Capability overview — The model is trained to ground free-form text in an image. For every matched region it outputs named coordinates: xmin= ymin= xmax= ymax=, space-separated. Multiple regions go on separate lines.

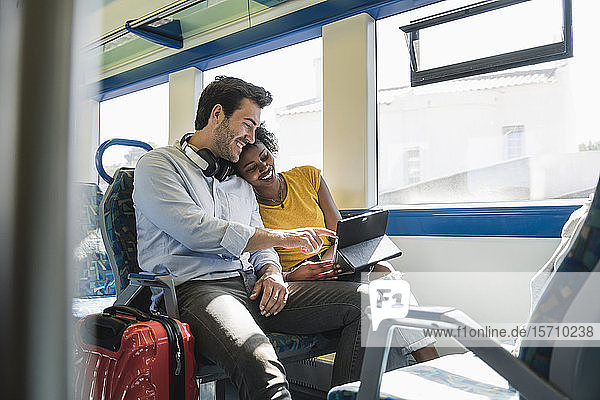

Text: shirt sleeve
xmin=133 ymin=152 xmax=255 ymax=258
xmin=247 ymin=196 xmax=282 ymax=272
xmin=301 ymin=165 xmax=321 ymax=192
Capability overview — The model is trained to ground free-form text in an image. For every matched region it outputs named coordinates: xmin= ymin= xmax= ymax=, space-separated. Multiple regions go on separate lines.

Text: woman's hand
xmin=285 ymin=259 xmax=341 ymax=281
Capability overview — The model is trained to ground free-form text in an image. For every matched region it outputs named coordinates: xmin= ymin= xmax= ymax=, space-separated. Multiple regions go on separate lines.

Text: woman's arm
xmin=283 ymin=176 xmax=342 ymax=281
xmin=318 ymin=176 xmax=342 ymax=232
xmin=284 ymin=259 xmax=338 ymax=281
xmin=317 ymin=176 xmax=341 ymax=261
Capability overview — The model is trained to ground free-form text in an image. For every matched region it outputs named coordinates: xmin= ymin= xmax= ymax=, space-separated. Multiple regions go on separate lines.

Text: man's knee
xmin=328 ymin=283 xmax=365 ymax=325
xmin=236 ymin=334 xmax=280 ymax=370
xmin=233 ymin=335 xmax=289 ymax=399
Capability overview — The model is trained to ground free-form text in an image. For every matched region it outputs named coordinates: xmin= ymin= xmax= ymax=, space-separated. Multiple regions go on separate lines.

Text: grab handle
xmin=95 ymin=138 xmax=153 ymax=184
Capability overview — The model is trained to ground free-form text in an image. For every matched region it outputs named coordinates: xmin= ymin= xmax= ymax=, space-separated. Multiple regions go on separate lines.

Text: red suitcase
xmin=74 ymin=305 xmax=198 ymax=400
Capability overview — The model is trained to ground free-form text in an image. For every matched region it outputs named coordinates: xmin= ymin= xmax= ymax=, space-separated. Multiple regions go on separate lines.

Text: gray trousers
xmin=176 ymin=272 xmax=410 ymax=400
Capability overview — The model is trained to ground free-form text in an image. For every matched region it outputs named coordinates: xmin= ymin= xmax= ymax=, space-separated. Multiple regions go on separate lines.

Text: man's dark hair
xmin=195 ymin=76 xmax=272 ymax=130
xmin=255 ymin=123 xmax=278 ymax=155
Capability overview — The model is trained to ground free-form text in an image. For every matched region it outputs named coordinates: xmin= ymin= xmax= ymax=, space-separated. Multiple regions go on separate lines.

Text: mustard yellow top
xmin=258 ymin=165 xmax=332 ymax=270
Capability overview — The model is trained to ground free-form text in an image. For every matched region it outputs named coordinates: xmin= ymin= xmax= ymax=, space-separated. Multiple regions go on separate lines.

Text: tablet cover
xmin=337 ymin=235 xmax=402 ymax=271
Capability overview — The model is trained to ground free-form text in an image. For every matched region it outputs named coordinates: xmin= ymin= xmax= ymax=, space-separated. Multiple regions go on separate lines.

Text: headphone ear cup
xmin=180 ymin=135 xmax=232 ymax=181
xmin=196 ymin=148 xmax=218 ymax=177
xmin=214 ymin=159 xmax=235 ymax=182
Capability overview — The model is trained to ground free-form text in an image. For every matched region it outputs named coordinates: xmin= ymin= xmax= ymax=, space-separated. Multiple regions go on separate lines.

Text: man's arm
xmin=250 ymin=263 xmax=288 ymax=316
xmin=244 ymin=226 xmax=336 ymax=254
xmin=134 ymin=152 xmax=255 ymax=258
xmin=245 ymin=203 xmax=287 ymax=316
xmin=247 ymin=198 xmax=282 ymax=274
xmin=246 ymin=199 xmax=336 ymax=273
xmin=135 ymin=152 xmax=335 ymax=258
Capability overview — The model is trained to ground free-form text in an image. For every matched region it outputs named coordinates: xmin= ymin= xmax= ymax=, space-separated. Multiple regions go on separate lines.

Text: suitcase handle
xmin=80 ymin=315 xmax=131 ymax=352
xmin=104 ymin=305 xmax=151 ymax=321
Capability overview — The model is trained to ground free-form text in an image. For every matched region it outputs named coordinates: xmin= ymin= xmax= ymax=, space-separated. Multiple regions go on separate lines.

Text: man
xmin=133 ymin=76 xmax=371 ymax=399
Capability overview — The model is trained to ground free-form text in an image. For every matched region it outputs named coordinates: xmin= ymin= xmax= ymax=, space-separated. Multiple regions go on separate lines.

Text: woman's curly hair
xmin=234 ymin=123 xmax=279 ymax=176
xmin=254 ymin=123 xmax=278 ymax=155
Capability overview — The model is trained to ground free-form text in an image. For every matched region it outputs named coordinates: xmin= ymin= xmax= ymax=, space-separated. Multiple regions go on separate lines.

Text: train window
xmin=203 ymin=38 xmax=323 ymax=172
xmin=98 ymin=83 xmax=169 ymax=183
xmin=400 ymin=0 xmax=571 ymax=86
xmin=377 ymin=1 xmax=600 ymax=205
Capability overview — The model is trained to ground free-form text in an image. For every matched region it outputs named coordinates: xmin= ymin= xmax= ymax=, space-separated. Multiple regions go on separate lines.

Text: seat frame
xmin=356 ymin=307 xmax=568 ymax=400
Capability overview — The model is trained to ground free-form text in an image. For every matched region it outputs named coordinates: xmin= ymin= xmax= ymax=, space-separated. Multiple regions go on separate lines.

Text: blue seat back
xmin=99 ymin=168 xmax=144 ymax=299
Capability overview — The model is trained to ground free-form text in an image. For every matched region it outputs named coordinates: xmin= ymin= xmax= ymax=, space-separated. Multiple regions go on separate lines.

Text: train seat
xmin=100 ymin=166 xmax=339 ymax=387
xmin=329 ymin=176 xmax=600 ymax=400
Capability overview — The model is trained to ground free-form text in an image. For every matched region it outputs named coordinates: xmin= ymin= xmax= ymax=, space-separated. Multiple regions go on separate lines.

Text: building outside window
xmin=203 ymin=38 xmax=323 ymax=172
xmin=405 ymin=147 xmax=421 ymax=185
xmin=503 ymin=125 xmax=524 ymax=160
xmin=376 ymin=0 xmax=600 ymax=204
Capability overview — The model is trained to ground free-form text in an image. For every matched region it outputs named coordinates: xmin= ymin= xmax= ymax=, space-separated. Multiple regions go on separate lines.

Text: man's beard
xmin=213 ymin=119 xmax=239 ymax=163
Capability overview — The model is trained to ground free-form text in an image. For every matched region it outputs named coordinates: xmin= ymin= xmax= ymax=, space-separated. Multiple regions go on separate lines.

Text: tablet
xmin=333 ymin=210 xmax=402 ymax=274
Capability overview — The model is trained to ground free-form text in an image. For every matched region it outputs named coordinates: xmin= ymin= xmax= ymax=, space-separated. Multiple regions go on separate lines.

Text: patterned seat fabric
xmin=328 ymin=390 xmax=398 ymax=400
xmin=267 ymin=332 xmax=320 ymax=354
xmin=518 ymin=177 xmax=600 ymax=379
xmin=74 ymin=183 xmax=114 ymax=296
xmin=101 ymin=168 xmax=141 ymax=294
xmin=328 ymin=354 xmax=518 ymax=400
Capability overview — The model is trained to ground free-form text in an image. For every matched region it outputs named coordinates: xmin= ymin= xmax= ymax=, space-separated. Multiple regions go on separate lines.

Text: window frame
xmin=400 ymin=0 xmax=573 ymax=86
xmin=343 ymin=200 xmax=585 ymax=238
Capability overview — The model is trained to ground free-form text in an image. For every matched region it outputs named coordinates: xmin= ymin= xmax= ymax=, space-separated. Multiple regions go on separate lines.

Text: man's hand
xmin=244 ymin=227 xmax=336 ymax=254
xmin=250 ymin=264 xmax=288 ymax=317
xmin=277 ymin=227 xmax=337 ymax=255
xmin=286 ymin=260 xmax=342 ymax=281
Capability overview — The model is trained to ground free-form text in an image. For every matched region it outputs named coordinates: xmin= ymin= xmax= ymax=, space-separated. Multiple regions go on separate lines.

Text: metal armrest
xmin=114 ymin=272 xmax=179 ymax=319
xmin=357 ymin=306 xmax=568 ymax=400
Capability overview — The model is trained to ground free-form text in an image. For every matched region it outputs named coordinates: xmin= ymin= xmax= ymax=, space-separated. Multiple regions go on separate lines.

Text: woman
xmin=236 ymin=124 xmax=395 ymax=281
xmin=236 ymin=124 xmax=439 ymax=362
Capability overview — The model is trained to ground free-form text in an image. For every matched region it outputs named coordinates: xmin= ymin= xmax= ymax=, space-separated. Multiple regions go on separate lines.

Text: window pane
xmin=415 ymin=0 xmax=564 ymax=70
xmin=203 ymin=38 xmax=323 ymax=172
xmin=99 ymin=83 xmax=169 ymax=183
xmin=377 ymin=2 xmax=600 ymax=204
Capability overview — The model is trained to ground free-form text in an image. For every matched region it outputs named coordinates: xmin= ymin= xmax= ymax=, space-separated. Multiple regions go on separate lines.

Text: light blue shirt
xmin=133 ymin=142 xmax=281 ymax=285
